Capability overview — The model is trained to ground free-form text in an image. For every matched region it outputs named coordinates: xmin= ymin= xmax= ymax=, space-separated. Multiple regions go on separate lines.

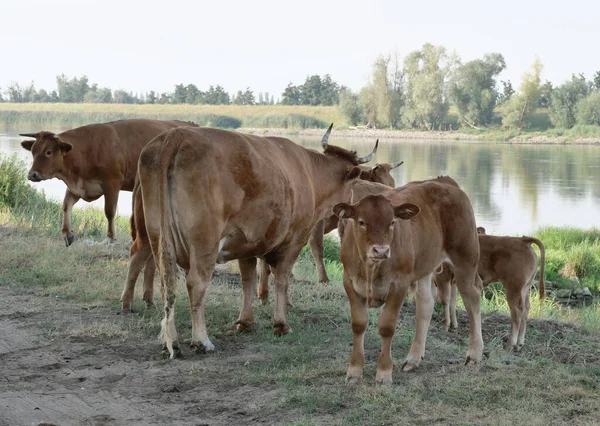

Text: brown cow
xmin=256 ymin=160 xmax=403 ymax=303
xmin=434 ymin=227 xmax=545 ymax=351
xmin=20 ymin=119 xmax=197 ymax=246
xmin=333 ymin=177 xmax=484 ymax=384
xmin=137 ymin=124 xmax=379 ymax=358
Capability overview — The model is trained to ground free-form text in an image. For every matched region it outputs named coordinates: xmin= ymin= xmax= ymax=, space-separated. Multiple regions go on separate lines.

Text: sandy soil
xmin=0 ymin=286 xmax=285 ymax=426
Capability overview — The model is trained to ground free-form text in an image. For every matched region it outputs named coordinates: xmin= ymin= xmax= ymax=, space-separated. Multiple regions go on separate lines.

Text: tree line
xmin=3 ymin=44 xmax=600 ymax=131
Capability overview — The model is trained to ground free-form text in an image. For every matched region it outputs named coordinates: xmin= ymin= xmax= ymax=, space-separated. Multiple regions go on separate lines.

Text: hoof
xmin=273 ymin=322 xmax=292 ymax=336
xmin=259 ymin=296 xmax=269 ymax=306
xmin=143 ymin=300 xmax=155 ymax=308
xmin=464 ymin=356 xmax=480 ymax=366
xmin=318 ymin=278 xmax=330 ymax=284
xmin=121 ymin=307 xmax=134 ymax=314
xmin=65 ymin=234 xmax=75 ymax=247
xmin=162 ymin=344 xmax=182 ymax=359
xmin=345 ymin=376 xmax=362 ymax=385
xmin=235 ymin=320 xmax=255 ymax=333
xmin=401 ymin=361 xmax=419 ymax=372
xmin=190 ymin=340 xmax=215 ymax=354
xmin=375 ymin=377 xmax=393 ymax=386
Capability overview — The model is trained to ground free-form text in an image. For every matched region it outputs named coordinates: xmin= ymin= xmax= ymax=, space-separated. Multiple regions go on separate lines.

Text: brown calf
xmin=434 ymin=227 xmax=545 ymax=351
xmin=256 ymin=161 xmax=403 ymax=304
xmin=333 ymin=177 xmax=484 ymax=384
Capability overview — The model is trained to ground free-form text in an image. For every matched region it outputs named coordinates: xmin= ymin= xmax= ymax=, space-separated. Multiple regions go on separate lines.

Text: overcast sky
xmin=2 ymin=0 xmax=598 ymax=99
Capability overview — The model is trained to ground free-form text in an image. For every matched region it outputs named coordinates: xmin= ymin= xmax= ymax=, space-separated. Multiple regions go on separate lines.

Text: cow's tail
xmin=129 ymin=177 xmax=141 ymax=253
xmin=522 ymin=237 xmax=546 ymax=301
xmin=155 ymin=130 xmax=185 ymax=357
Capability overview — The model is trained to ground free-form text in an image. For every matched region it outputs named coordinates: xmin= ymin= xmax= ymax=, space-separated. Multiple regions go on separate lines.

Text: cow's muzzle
xmin=368 ymin=244 xmax=390 ymax=260
xmin=28 ymin=171 xmax=43 ymax=182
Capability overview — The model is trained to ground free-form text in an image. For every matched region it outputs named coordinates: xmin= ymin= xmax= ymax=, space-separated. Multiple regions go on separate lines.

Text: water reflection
xmin=2 ymin=131 xmax=600 ymax=236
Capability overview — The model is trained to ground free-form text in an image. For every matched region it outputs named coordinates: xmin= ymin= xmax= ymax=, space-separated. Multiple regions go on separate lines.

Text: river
xmin=2 ymin=131 xmax=600 ymax=236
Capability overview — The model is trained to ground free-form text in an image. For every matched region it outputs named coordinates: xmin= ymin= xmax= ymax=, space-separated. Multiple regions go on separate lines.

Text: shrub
xmin=575 ymin=92 xmax=600 ymax=126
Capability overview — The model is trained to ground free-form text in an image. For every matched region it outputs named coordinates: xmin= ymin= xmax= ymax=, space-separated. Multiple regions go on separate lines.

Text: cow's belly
xmin=67 ymin=179 xmax=104 ymax=201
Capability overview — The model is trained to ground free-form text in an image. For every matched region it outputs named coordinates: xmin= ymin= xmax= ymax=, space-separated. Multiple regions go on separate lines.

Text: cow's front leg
xmin=402 ymin=274 xmax=434 ymax=372
xmin=308 ymin=220 xmax=329 ymax=283
xmin=272 ymin=250 xmax=301 ymax=336
xmin=62 ymin=189 xmax=80 ymax=246
xmin=376 ymin=282 xmax=407 ymax=383
xmin=103 ymin=184 xmax=120 ymax=242
xmin=344 ymin=275 xmax=368 ymax=384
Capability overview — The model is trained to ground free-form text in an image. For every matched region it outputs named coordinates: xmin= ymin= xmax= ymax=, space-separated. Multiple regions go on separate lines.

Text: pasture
xmin=1 ymin=155 xmax=599 ymax=425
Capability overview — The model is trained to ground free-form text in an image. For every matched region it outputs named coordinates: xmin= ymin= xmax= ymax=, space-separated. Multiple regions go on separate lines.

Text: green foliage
xmin=549 ymin=74 xmax=590 ymax=128
xmin=575 ymin=91 xmax=600 ymax=125
xmin=538 ymin=80 xmax=554 ymax=108
xmin=338 ymin=88 xmax=363 ymax=126
xmin=497 ymin=80 xmax=515 ymax=105
xmin=401 ymin=43 xmax=454 ymax=130
xmin=448 ymin=53 xmax=506 ymax=127
xmin=281 ymin=75 xmax=341 ymax=106
xmin=502 ymin=58 xmax=543 ymax=130
xmin=233 ymin=87 xmax=256 ymax=105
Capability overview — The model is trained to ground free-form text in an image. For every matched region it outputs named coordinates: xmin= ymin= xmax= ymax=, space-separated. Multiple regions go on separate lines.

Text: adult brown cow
xmin=434 ymin=227 xmax=545 ymax=351
xmin=20 ymin=119 xmax=197 ymax=246
xmin=333 ymin=177 xmax=484 ymax=384
xmin=256 ymin=160 xmax=403 ymax=303
xmin=137 ymin=124 xmax=378 ymax=358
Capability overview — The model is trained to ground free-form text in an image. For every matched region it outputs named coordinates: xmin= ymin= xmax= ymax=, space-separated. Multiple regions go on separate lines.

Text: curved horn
xmin=390 ymin=160 xmax=404 ymax=169
xmin=321 ymin=123 xmax=333 ymax=149
xmin=19 ymin=133 xmax=37 ymax=138
xmin=356 ymin=139 xmax=379 ymax=164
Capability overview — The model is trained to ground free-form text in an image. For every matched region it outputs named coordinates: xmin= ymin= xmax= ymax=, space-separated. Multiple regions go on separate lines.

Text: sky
xmin=1 ymin=0 xmax=599 ymax=99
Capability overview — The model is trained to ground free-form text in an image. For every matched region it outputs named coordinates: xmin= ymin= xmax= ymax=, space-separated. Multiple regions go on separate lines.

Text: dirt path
xmin=0 ymin=287 xmax=283 ymax=426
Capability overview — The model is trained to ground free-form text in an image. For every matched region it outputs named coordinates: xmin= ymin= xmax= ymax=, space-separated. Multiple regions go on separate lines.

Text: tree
xmin=83 ymin=87 xmax=112 ymax=103
xmin=358 ymin=85 xmax=377 ymax=127
xmin=338 ymin=87 xmax=363 ymax=126
xmin=593 ymin=71 xmax=600 ymax=92
xmin=538 ymin=80 xmax=553 ymax=108
xmin=146 ymin=91 xmax=157 ymax=104
xmin=172 ymin=84 xmax=187 ymax=104
xmin=204 ymin=85 xmax=230 ymax=105
xmin=185 ymin=84 xmax=202 ymax=104
xmin=113 ymin=89 xmax=136 ymax=104
xmin=497 ymin=80 xmax=515 ymax=105
xmin=401 ymin=43 xmax=454 ymax=130
xmin=281 ymin=83 xmax=301 ymax=105
xmin=234 ymin=87 xmax=255 ymax=105
xmin=549 ymin=74 xmax=590 ymax=128
xmin=448 ymin=53 xmax=506 ymax=128
xmin=56 ymin=74 xmax=90 ymax=102
xmin=575 ymin=92 xmax=600 ymax=125
xmin=502 ymin=58 xmax=544 ymax=130
xmin=6 ymin=83 xmax=25 ymax=102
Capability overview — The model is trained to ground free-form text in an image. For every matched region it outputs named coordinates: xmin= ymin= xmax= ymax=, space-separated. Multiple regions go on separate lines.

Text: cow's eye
xmin=358 ymin=219 xmax=365 ymax=227
xmin=45 ymin=150 xmax=52 ymax=156
xmin=390 ymin=220 xmax=396 ymax=228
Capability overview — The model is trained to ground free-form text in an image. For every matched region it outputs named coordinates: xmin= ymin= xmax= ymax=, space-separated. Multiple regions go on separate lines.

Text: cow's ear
xmin=58 ymin=142 xmax=73 ymax=155
xmin=477 ymin=226 xmax=486 ymax=235
xmin=21 ymin=140 xmax=35 ymax=151
xmin=394 ymin=203 xmax=420 ymax=220
xmin=346 ymin=166 xmax=361 ymax=180
xmin=333 ymin=203 xmax=355 ymax=219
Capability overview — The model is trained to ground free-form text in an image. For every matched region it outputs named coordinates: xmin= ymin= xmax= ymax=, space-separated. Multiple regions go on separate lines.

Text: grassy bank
xmin=0 ymin=103 xmax=344 ymax=132
xmin=1 ymin=154 xmax=599 ymax=424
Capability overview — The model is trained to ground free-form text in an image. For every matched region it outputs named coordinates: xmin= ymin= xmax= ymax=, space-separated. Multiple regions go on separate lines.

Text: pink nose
xmin=371 ymin=245 xmax=390 ymax=258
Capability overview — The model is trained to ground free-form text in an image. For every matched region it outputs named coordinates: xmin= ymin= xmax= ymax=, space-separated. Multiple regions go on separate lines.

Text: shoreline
xmin=238 ymin=127 xmax=600 ymax=144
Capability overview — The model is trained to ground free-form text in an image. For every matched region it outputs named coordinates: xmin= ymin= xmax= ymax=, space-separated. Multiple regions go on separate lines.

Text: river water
xmin=2 ymin=131 xmax=600 ymax=236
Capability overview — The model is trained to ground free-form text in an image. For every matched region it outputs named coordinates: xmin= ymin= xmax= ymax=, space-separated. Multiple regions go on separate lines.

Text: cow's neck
xmin=306 ymin=155 xmax=354 ymax=221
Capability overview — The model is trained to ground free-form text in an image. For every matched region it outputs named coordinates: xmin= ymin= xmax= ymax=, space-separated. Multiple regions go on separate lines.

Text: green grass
xmin=1 ymin=154 xmax=599 ymax=424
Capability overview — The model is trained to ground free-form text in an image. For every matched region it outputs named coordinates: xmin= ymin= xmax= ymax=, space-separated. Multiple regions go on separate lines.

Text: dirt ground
xmin=0 ymin=285 xmax=287 ymax=426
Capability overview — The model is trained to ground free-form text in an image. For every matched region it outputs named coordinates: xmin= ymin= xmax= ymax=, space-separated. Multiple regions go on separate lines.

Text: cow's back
xmin=59 ymin=119 xmax=197 ymax=190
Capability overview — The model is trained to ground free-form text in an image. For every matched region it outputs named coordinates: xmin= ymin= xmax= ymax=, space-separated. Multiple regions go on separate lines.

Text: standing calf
xmin=434 ymin=227 xmax=545 ymax=351
xmin=334 ymin=177 xmax=484 ymax=384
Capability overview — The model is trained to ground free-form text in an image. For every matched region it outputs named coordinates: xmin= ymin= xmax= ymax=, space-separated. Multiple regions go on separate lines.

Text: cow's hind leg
xmin=103 ymin=183 xmax=120 ymax=242
xmin=271 ymin=250 xmax=302 ymax=336
xmin=449 ymin=281 xmax=458 ymax=331
xmin=121 ymin=241 xmax=153 ymax=312
xmin=437 ymin=275 xmax=452 ymax=331
xmin=142 ymin=255 xmax=156 ymax=307
xmin=402 ymin=275 xmax=434 ymax=372
xmin=236 ymin=257 xmax=258 ymax=332
xmin=186 ymin=249 xmax=217 ymax=355
xmin=62 ymin=189 xmax=80 ymax=246
xmin=517 ymin=284 xmax=532 ymax=351
xmin=257 ymin=259 xmax=271 ymax=305
xmin=505 ymin=283 xmax=525 ymax=352
xmin=309 ymin=220 xmax=329 ymax=283
xmin=453 ymin=268 xmax=484 ymax=364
